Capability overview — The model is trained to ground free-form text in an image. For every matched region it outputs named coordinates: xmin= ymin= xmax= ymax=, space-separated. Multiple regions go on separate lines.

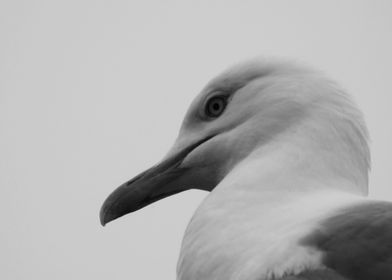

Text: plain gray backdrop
xmin=1 ymin=1 xmax=392 ymax=279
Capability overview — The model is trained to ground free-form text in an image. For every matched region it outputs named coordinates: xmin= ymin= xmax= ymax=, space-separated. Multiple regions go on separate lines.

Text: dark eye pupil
xmin=212 ymin=102 xmax=221 ymax=111
xmin=206 ymin=96 xmax=226 ymax=118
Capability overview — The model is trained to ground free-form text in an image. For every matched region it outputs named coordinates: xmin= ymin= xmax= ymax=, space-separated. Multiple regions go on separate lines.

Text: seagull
xmin=100 ymin=59 xmax=392 ymax=280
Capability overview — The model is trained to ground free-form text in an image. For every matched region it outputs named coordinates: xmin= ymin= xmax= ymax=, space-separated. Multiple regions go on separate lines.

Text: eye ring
xmin=205 ymin=95 xmax=227 ymax=118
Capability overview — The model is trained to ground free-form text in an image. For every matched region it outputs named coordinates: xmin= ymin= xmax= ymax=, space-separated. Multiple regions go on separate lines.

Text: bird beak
xmin=100 ymin=135 xmax=219 ymax=226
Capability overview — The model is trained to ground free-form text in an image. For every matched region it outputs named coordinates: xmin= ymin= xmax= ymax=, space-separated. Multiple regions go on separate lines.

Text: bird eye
xmin=205 ymin=96 xmax=227 ymax=118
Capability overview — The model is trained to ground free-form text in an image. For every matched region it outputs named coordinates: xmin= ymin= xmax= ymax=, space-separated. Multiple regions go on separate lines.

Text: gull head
xmin=100 ymin=58 xmax=370 ymax=226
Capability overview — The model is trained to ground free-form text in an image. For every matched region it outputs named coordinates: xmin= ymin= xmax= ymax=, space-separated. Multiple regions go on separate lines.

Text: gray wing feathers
xmin=279 ymin=269 xmax=349 ymax=280
xmin=302 ymin=201 xmax=392 ymax=280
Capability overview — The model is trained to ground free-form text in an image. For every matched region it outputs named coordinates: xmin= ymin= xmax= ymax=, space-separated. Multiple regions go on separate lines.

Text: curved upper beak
xmin=99 ymin=135 xmax=219 ymax=226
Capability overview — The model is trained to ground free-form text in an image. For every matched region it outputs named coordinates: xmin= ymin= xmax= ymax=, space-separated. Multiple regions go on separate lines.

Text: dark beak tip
xmin=100 ymin=210 xmax=116 ymax=227
xmin=100 ymin=194 xmax=137 ymax=227
xmin=99 ymin=203 xmax=116 ymax=227
xmin=99 ymin=208 xmax=108 ymax=227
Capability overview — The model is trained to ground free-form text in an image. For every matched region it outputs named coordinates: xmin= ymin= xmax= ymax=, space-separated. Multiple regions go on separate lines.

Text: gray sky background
xmin=1 ymin=1 xmax=392 ymax=279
